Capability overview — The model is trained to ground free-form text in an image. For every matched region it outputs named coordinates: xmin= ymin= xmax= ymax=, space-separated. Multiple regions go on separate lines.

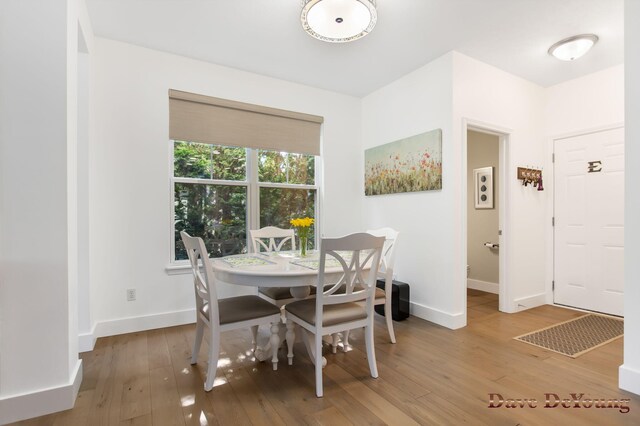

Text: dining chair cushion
xmin=258 ymin=286 xmax=293 ymax=300
xmin=201 ymin=295 xmax=281 ymax=325
xmin=285 ymin=299 xmax=367 ymax=327
xmin=259 ymin=286 xmax=317 ymax=300
xmin=373 ymin=287 xmax=386 ymax=302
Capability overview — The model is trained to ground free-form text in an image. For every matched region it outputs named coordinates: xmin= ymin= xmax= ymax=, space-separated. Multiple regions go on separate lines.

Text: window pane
xmin=174 ymin=141 xmax=246 ymax=180
xmin=287 ymin=152 xmax=315 ymax=185
xmin=258 ymin=150 xmax=314 ymax=185
xmin=174 ymin=141 xmax=212 ymax=179
xmin=212 ymin=146 xmax=246 ymax=180
xmin=258 ymin=150 xmax=287 ymax=183
xmin=174 ymin=183 xmax=247 ymax=260
xmin=260 ymin=187 xmax=315 ymax=247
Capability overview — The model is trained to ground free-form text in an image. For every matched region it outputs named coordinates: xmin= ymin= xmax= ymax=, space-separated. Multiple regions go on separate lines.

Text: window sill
xmin=165 ymin=263 xmax=192 ymax=275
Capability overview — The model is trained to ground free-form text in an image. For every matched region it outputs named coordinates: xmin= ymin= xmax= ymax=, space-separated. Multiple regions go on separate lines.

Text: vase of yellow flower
xmin=290 ymin=217 xmax=314 ymax=257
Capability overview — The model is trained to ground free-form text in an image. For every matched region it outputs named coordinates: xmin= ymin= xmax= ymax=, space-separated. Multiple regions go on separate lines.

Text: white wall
xmin=361 ymin=53 xmax=458 ymax=327
xmin=0 ymin=0 xmax=82 ymax=423
xmin=65 ymin=0 xmax=80 ymax=379
xmin=620 ymin=0 xmax=640 ymax=395
xmin=77 ymin=0 xmax=96 ymax=353
xmin=545 ymin=65 xmax=624 ymax=136
xmin=453 ymin=52 xmax=547 ymax=314
xmin=89 ymin=39 xmax=363 ymax=337
xmin=77 ymin=50 xmax=93 ymax=350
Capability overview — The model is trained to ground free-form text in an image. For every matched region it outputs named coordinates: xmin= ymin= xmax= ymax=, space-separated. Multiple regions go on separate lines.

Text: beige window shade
xmin=169 ymin=90 xmax=323 ymax=156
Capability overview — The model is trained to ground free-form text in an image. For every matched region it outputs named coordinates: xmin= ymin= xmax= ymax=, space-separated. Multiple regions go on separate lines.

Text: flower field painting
xmin=365 ymin=129 xmax=442 ymax=196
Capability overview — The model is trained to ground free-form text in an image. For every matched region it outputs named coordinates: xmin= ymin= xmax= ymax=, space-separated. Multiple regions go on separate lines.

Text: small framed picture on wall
xmin=474 ymin=167 xmax=493 ymax=209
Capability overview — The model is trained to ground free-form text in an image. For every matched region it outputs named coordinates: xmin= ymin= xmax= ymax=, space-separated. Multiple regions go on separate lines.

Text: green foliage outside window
xmin=174 ymin=183 xmax=246 ymax=260
xmin=258 ymin=150 xmax=314 ymax=185
xmin=260 ymin=187 xmax=315 ymax=247
xmin=174 ymin=141 xmax=246 ymax=180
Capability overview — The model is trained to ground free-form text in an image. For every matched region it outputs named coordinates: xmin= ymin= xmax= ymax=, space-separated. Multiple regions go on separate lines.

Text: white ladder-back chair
xmin=284 ymin=232 xmax=384 ymax=397
xmin=251 ymin=226 xmax=295 ymax=253
xmin=337 ymin=227 xmax=400 ymax=349
xmin=181 ymin=231 xmax=282 ymax=391
xmin=250 ymin=226 xmax=307 ymax=306
xmin=366 ymin=227 xmax=400 ymax=344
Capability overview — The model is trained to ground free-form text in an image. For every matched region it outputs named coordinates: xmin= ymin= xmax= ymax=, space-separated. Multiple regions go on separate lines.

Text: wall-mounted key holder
xmin=517 ymin=167 xmax=544 ymax=191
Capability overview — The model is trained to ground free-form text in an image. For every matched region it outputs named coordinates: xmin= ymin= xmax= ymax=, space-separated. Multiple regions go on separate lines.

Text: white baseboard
xmin=77 ymin=309 xmax=196 ymax=353
xmin=410 ymin=301 xmax=466 ymax=329
xmin=467 ymin=278 xmax=499 ymax=294
xmin=95 ymin=308 xmax=196 ymax=340
xmin=0 ymin=360 xmax=83 ymax=425
xmin=513 ymin=293 xmax=547 ymax=312
xmin=78 ymin=323 xmax=97 ymax=353
xmin=619 ymin=365 xmax=640 ymax=396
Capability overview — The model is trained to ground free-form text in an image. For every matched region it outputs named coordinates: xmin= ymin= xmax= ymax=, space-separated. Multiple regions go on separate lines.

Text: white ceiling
xmin=86 ymin=0 xmax=624 ymax=97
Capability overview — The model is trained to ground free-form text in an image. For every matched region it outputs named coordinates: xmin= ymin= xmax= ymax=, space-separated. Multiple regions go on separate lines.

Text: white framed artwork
xmin=474 ymin=167 xmax=493 ymax=209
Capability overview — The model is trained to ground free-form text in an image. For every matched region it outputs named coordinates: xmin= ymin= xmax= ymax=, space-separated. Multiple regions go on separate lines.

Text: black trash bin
xmin=374 ymin=279 xmax=410 ymax=321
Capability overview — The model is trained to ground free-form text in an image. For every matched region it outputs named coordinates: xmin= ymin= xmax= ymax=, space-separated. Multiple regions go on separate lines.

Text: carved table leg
xmin=286 ymin=320 xmax=295 ymax=365
xmin=270 ymin=321 xmax=280 ymax=370
xmin=290 ymin=285 xmax=311 ymax=299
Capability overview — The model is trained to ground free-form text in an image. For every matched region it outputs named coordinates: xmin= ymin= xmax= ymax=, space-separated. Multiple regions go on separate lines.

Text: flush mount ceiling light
xmin=301 ymin=0 xmax=377 ymax=43
xmin=548 ymin=34 xmax=599 ymax=61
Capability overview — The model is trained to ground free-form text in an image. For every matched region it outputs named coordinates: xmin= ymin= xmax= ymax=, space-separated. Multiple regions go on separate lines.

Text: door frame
xmin=462 ymin=118 xmax=512 ymax=314
xmin=547 ymin=122 xmax=625 ymax=308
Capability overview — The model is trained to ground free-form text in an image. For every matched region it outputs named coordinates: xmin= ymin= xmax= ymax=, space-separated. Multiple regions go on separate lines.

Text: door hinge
xmin=552 ymin=153 xmax=555 ymax=163
xmin=552 ymin=281 xmax=555 ymax=291
xmin=552 ymin=217 xmax=555 ymax=227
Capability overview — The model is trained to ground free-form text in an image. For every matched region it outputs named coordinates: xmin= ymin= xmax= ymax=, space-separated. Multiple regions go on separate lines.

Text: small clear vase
xmin=299 ymin=235 xmax=308 ymax=257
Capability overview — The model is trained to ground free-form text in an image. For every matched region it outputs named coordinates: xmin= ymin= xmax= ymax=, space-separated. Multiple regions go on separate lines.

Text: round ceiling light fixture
xmin=548 ymin=34 xmax=599 ymax=61
xmin=301 ymin=0 xmax=377 ymax=43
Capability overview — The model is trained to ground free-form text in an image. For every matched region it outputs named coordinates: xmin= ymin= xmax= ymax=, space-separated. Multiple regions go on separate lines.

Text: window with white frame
xmin=172 ymin=141 xmax=317 ymax=261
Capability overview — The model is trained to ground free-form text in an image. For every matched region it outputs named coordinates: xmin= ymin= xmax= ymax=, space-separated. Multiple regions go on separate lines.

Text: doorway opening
xmin=462 ymin=120 xmax=511 ymax=322
xmin=466 ymin=130 xmax=500 ymax=320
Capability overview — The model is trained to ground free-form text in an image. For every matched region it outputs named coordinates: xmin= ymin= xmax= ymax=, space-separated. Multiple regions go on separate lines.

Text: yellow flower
xmin=290 ymin=217 xmax=314 ymax=256
xmin=290 ymin=217 xmax=314 ymax=228
xmin=291 ymin=216 xmax=313 ymax=252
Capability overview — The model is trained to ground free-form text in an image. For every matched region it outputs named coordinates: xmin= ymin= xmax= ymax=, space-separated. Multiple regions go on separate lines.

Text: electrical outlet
xmin=126 ymin=288 xmax=136 ymax=301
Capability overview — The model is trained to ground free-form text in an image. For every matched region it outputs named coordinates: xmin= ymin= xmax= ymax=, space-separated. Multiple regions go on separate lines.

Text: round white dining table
xmin=211 ymin=251 xmax=347 ymax=365
xmin=212 ymin=251 xmax=323 ymax=298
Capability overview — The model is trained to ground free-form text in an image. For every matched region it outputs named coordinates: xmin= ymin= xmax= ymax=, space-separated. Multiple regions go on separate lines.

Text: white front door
xmin=554 ymin=127 xmax=624 ymax=316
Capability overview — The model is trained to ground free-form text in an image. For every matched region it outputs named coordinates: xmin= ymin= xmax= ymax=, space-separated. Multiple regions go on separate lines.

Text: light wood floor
xmin=14 ymin=290 xmax=638 ymax=425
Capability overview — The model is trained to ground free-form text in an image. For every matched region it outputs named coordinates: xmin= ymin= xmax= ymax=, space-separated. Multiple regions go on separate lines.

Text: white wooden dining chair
xmin=250 ymin=226 xmax=311 ymax=306
xmin=181 ymin=231 xmax=282 ymax=392
xmin=284 ymin=233 xmax=384 ymax=397
xmin=366 ymin=227 xmax=400 ymax=344
xmin=251 ymin=226 xmax=296 ymax=253
xmin=334 ymin=228 xmax=400 ymax=349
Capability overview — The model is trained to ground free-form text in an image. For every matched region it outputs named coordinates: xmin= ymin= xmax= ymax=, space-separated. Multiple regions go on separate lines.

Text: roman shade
xmin=169 ymin=89 xmax=323 ymax=156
